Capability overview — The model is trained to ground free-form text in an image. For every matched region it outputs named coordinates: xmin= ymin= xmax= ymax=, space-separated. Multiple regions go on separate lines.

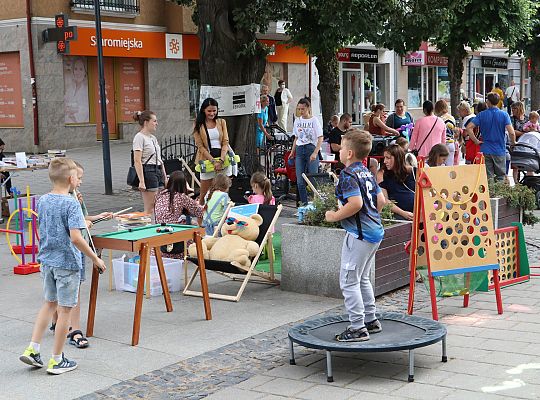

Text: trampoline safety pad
xmin=288 ymin=312 xmax=447 ymax=382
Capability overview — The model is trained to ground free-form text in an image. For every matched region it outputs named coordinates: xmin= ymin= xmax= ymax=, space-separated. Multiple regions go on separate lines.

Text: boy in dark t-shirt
xmin=328 ymin=113 xmax=352 ymax=170
xmin=325 ymin=129 xmax=385 ymax=342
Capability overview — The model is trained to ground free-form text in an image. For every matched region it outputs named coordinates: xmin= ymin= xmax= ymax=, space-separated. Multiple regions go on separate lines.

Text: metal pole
xmin=93 ymin=0 xmax=113 ymax=195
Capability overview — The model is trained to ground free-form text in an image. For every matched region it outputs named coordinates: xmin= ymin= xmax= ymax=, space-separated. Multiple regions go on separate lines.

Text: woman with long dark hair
xmin=154 ymin=171 xmax=204 ymax=258
xmin=192 ymin=98 xmax=231 ymax=205
xmin=376 ymin=145 xmax=416 ymax=221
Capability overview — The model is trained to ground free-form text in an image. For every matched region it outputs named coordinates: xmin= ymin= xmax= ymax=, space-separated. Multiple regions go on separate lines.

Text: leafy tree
xmin=516 ymin=7 xmax=540 ymax=110
xmin=431 ymin=0 xmax=535 ymax=117
xmin=174 ymin=0 xmax=290 ymax=155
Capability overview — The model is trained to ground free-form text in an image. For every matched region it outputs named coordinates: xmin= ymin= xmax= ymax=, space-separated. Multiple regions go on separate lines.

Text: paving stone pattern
xmin=77 ymin=285 xmax=432 ymax=400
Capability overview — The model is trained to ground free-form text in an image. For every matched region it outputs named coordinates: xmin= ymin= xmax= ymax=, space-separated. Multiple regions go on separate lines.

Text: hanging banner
xmin=199 ymin=84 xmax=261 ymax=116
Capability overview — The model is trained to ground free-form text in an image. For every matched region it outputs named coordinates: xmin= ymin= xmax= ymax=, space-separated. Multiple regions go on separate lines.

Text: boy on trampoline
xmin=325 ymin=129 xmax=385 ymax=342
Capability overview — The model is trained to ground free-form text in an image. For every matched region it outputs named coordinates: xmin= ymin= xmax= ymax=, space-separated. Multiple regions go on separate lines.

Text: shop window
xmin=71 ymin=0 xmax=140 ymax=17
xmin=408 ymin=67 xmax=422 ymax=108
xmin=437 ymin=67 xmax=450 ymax=103
xmin=262 ymin=62 xmax=286 ymax=94
xmin=188 ymin=60 xmax=201 ymax=119
xmin=0 ymin=52 xmax=24 ymax=127
xmin=64 ymin=56 xmax=90 ymax=124
xmin=376 ymin=64 xmax=389 ymax=108
xmin=363 ymin=64 xmax=375 ymax=111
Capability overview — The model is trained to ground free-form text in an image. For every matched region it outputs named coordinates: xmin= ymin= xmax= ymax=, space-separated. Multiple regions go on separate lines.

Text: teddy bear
xmin=188 ymin=213 xmax=263 ymax=269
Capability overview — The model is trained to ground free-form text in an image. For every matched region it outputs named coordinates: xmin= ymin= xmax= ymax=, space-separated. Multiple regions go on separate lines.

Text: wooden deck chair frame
xmin=302 ymin=171 xmax=338 ymax=199
xmin=183 ymin=204 xmax=282 ymax=302
xmin=182 ymin=201 xmax=234 ymax=287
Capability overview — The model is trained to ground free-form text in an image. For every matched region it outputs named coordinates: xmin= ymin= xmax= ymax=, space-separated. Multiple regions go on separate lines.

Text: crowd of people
xmin=18 ymin=83 xmax=540 ymax=375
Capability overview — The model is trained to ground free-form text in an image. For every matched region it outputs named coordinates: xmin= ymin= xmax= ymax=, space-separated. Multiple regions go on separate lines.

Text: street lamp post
xmin=93 ymin=0 xmax=113 ymax=195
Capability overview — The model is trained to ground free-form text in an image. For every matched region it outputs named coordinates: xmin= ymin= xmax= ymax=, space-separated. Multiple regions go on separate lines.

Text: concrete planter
xmin=490 ymin=197 xmax=521 ymax=229
xmin=281 ymin=222 xmax=411 ymax=299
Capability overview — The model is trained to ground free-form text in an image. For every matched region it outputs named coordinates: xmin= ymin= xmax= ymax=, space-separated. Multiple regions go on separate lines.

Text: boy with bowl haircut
xmin=19 ymin=158 xmax=106 ymax=374
xmin=326 ymin=129 xmax=385 ymax=342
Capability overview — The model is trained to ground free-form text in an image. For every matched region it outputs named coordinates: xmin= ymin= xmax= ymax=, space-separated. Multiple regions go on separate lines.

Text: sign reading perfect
xmin=482 ymin=57 xmax=508 ymax=69
xmin=337 ymin=48 xmax=378 ymax=63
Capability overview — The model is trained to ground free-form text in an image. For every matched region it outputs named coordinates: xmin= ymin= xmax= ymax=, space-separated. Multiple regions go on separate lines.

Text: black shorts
xmin=142 ymin=164 xmax=164 ymax=191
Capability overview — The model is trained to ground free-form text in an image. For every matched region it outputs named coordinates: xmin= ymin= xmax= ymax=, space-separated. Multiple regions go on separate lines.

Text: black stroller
xmin=509 ymin=142 xmax=540 ymax=208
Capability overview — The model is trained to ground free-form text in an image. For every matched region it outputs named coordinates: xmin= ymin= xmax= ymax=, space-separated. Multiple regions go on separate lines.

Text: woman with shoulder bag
xmin=132 ymin=110 xmax=167 ymax=215
xmin=193 ymin=98 xmax=232 ymax=205
xmin=409 ymin=100 xmax=446 ymax=158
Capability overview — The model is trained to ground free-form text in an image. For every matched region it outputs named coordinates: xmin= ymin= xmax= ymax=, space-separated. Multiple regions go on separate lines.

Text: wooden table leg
xmin=145 ymin=248 xmax=151 ymax=299
xmin=195 ymin=232 xmax=212 ymax=320
xmin=154 ymin=246 xmax=173 ymax=312
xmin=86 ymin=248 xmax=102 ymax=338
xmin=108 ymin=249 xmax=113 ymax=291
xmin=132 ymin=243 xmax=149 ymax=346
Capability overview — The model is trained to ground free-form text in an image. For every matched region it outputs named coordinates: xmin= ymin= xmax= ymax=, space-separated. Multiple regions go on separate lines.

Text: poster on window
xmin=199 ymin=84 xmax=261 ymax=116
xmin=63 ymin=57 xmax=90 ymax=124
xmin=0 ymin=52 xmax=24 ymax=127
xmin=117 ymin=58 xmax=145 ymax=122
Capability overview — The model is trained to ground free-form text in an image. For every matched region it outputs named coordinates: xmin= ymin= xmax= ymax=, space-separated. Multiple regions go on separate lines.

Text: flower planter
xmin=281 ymin=222 xmax=411 ymax=299
xmin=490 ymin=197 xmax=521 ymax=229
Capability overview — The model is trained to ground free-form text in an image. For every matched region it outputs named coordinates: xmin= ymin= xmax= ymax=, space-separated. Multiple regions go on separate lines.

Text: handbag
xmin=203 ymin=121 xmax=222 ymax=158
xmin=127 ymin=150 xmax=155 ymax=187
xmin=411 ymin=118 xmax=438 ymax=157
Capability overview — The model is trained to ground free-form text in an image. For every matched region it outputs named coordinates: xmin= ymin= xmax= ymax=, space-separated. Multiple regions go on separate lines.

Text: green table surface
xmin=93 ymin=224 xmax=199 ymax=242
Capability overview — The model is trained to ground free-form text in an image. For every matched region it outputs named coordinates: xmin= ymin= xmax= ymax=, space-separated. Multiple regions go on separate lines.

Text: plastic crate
xmin=113 ymin=256 xmax=182 ymax=296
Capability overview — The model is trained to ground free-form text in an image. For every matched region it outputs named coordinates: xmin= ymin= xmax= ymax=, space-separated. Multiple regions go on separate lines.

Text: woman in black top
xmin=376 ymin=144 xmax=415 ymax=221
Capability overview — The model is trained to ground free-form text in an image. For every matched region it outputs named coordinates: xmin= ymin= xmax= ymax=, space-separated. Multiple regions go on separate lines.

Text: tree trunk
xmin=446 ymin=48 xmax=466 ymax=120
xmin=315 ymin=51 xmax=339 ymax=127
xmin=530 ymin=54 xmax=540 ymax=111
xmin=196 ymin=0 xmax=267 ymax=156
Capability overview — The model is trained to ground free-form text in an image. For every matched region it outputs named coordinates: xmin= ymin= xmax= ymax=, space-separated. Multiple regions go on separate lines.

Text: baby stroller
xmin=509 ymin=141 xmax=540 ymax=208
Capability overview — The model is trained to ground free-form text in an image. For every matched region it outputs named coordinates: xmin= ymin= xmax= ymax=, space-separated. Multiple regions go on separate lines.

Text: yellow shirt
xmin=492 ymin=88 xmax=504 ymax=109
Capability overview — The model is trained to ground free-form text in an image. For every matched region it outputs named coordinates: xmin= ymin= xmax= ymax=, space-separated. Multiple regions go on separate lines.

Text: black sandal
xmin=49 ymin=323 xmax=56 ymax=332
xmin=67 ymin=330 xmax=89 ymax=349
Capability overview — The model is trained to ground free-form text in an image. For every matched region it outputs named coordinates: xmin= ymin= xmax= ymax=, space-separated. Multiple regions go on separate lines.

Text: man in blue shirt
xmin=466 ymin=92 xmax=516 ymax=181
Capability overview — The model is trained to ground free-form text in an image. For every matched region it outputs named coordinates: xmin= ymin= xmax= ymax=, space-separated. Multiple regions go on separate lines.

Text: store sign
xmin=402 ymin=51 xmax=425 ymax=66
xmin=482 ymin=57 xmax=508 ymax=69
xmin=0 ymin=52 xmax=24 ymax=127
xmin=67 ymin=28 xmax=183 ymax=59
xmin=337 ymin=48 xmax=378 ymax=63
xmin=165 ymin=34 xmax=183 ymax=59
xmin=199 ymin=84 xmax=261 ymax=116
xmin=426 ymin=52 xmax=448 ymax=66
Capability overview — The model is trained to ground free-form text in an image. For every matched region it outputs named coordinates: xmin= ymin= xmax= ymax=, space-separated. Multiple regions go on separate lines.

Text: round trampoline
xmin=288 ymin=311 xmax=447 ymax=382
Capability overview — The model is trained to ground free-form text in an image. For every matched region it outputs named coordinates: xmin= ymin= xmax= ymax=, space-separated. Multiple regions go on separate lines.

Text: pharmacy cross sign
xmin=41 ymin=14 xmax=78 ymax=55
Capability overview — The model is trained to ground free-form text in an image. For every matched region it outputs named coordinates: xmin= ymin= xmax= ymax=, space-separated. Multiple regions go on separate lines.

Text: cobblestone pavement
xmin=78 ymin=222 xmax=538 ymax=400
xmin=76 ymin=284 xmax=432 ymax=400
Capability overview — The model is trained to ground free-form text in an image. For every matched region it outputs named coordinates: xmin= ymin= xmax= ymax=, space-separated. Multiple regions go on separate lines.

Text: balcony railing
xmin=70 ymin=0 xmax=140 ymax=17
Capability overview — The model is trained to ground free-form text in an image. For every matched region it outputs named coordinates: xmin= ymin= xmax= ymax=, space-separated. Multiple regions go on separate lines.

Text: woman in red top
xmin=369 ymin=104 xmax=400 ymax=136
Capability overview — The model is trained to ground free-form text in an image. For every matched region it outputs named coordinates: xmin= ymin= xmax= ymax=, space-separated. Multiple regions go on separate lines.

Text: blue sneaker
xmin=46 ymin=353 xmax=77 ymax=375
xmin=19 ymin=346 xmax=43 ymax=368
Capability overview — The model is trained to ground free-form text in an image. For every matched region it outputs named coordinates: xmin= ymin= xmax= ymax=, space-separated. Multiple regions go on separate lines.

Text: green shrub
xmin=303 ymin=184 xmax=396 ymax=228
xmin=488 ymin=180 xmax=539 ymax=226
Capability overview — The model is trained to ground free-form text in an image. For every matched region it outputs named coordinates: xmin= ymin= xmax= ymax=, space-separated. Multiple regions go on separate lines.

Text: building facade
xmin=0 ymin=1 xmax=310 ymax=152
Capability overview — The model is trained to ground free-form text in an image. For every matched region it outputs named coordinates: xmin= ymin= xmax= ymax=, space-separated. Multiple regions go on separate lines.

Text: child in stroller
xmin=510 ymin=130 xmax=540 ymax=208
